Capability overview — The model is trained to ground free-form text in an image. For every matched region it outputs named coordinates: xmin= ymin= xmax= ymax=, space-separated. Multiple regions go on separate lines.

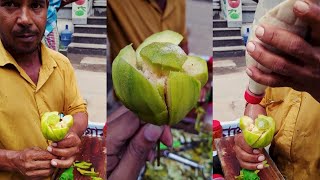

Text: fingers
xmin=293 ymin=0 xmax=320 ymax=45
xmin=238 ymin=160 xmax=265 ymax=171
xmin=47 ymin=145 xmax=79 ymax=158
xmin=26 ymin=160 xmax=52 ymax=170
xmin=106 ymin=107 xmax=140 ymax=155
xmin=159 ymin=125 xmax=173 ymax=147
xmin=252 ymin=24 xmax=317 ymax=66
xmin=234 ymin=134 xmax=255 ymax=154
xmin=234 ymin=134 xmax=266 ymax=170
xmin=53 ymin=132 xmax=81 ymax=148
xmin=107 ymin=156 xmax=120 ymax=176
xmin=246 ymin=41 xmax=304 ymax=77
xmin=25 ymin=169 xmax=54 ymax=178
xmin=234 ymin=145 xmax=264 ymax=163
xmin=27 ymin=148 xmax=56 ymax=161
xmin=51 ymin=156 xmax=76 ymax=169
xmin=246 ymin=65 xmax=290 ymax=87
xmin=246 ymin=66 xmax=305 ymax=91
xmin=108 ymin=124 xmax=164 ymax=180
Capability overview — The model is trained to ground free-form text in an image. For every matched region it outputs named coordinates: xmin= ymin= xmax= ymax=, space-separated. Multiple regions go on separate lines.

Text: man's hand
xmin=245 ymin=0 xmax=320 ymax=102
xmin=234 ymin=104 xmax=268 ymax=170
xmin=107 ymin=106 xmax=173 ymax=180
xmin=234 ymin=134 xmax=266 ymax=170
xmin=11 ymin=147 xmax=56 ymax=179
xmin=47 ymin=131 xmax=81 ymax=168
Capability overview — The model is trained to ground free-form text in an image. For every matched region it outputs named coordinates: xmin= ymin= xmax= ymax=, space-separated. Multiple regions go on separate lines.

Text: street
xmin=213 ymin=64 xmax=247 ymax=122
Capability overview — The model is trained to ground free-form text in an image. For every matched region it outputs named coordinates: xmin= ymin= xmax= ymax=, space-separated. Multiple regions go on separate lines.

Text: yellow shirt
xmin=0 ymin=41 xmax=87 ymax=179
xmin=107 ymin=0 xmax=188 ymax=61
xmin=261 ymin=87 xmax=320 ymax=180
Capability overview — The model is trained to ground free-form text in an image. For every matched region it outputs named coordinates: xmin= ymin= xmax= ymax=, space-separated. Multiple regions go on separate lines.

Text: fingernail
xmin=257 ymin=164 xmax=264 ymax=169
xmin=144 ymin=124 xmax=163 ymax=142
xmin=51 ymin=160 xmax=57 ymax=166
xmin=295 ymin=1 xmax=310 ymax=14
xmin=246 ymin=42 xmax=255 ymax=53
xmin=255 ymin=26 xmax=265 ymax=38
xmin=246 ymin=68 xmax=253 ymax=76
xmin=47 ymin=146 xmax=52 ymax=152
xmin=52 ymin=143 xmax=57 ymax=147
xmin=253 ymin=149 xmax=260 ymax=154
xmin=258 ymin=155 xmax=265 ymax=162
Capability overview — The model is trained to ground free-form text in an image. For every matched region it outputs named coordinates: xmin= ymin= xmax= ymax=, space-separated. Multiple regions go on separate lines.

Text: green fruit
xmin=41 ymin=112 xmax=74 ymax=142
xmin=239 ymin=115 xmax=275 ymax=148
xmin=112 ymin=30 xmax=208 ymax=125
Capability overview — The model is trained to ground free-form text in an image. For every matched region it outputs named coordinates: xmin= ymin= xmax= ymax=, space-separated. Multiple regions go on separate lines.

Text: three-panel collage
xmin=0 ymin=0 xmax=319 ymax=179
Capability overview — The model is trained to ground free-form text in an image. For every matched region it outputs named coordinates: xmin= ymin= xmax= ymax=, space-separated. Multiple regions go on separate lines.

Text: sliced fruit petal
xmin=51 ymin=127 xmax=69 ymax=142
xmin=242 ymin=129 xmax=263 ymax=147
xmin=140 ymin=42 xmax=187 ymax=71
xmin=136 ymin=30 xmax=184 ymax=68
xmin=112 ymin=45 xmax=168 ymax=124
xmin=182 ymin=56 xmax=209 ymax=87
xmin=166 ymin=72 xmax=201 ymax=125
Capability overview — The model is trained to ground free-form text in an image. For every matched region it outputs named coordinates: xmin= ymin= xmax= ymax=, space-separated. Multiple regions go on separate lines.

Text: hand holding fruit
xmin=234 ymin=115 xmax=275 ymax=171
xmin=40 ymin=112 xmax=80 ymax=168
xmin=47 ymin=131 xmax=81 ymax=168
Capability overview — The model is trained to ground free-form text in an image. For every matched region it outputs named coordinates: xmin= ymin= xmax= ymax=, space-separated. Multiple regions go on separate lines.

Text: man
xmin=234 ymin=0 xmax=320 ymax=179
xmin=0 ymin=0 xmax=88 ymax=179
xmin=107 ymin=0 xmax=189 ymax=62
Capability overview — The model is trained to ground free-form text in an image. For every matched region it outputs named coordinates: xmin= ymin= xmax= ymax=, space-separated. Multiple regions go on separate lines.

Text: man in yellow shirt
xmin=107 ymin=0 xmax=189 ymax=62
xmin=234 ymin=0 xmax=320 ymax=179
xmin=0 ymin=0 xmax=88 ymax=179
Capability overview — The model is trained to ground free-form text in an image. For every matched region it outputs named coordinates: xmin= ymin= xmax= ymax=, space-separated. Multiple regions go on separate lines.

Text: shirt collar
xmin=0 ymin=40 xmax=57 ymax=69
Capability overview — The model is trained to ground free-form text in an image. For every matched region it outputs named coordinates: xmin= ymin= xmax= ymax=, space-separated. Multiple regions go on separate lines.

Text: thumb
xmin=108 ymin=124 xmax=164 ymax=180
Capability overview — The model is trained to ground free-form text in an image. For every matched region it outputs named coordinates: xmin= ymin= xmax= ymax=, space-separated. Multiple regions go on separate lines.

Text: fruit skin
xmin=239 ymin=115 xmax=275 ymax=148
xmin=182 ymin=56 xmax=208 ymax=87
xmin=41 ymin=112 xmax=74 ymax=142
xmin=112 ymin=30 xmax=208 ymax=126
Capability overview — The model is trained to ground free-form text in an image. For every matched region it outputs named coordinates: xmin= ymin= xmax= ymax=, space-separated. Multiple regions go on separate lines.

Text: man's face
xmin=0 ymin=0 xmax=47 ymax=54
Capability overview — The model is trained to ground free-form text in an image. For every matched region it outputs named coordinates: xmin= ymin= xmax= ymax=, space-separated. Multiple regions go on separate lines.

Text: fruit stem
xmin=157 ymin=140 xmax=160 ymax=166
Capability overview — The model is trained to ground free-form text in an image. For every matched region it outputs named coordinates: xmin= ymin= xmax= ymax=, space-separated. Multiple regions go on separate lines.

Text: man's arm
xmin=70 ymin=112 xmax=88 ymax=138
xmin=244 ymin=104 xmax=267 ymax=119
